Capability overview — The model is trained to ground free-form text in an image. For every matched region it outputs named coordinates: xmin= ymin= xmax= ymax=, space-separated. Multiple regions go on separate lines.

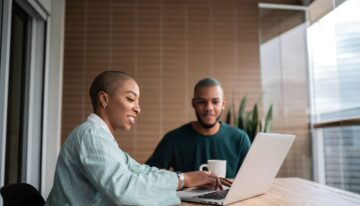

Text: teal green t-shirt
xmin=146 ymin=122 xmax=251 ymax=178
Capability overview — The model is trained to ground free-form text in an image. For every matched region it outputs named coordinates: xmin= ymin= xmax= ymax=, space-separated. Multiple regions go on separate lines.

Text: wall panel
xmin=62 ymin=0 xmax=308 ymax=177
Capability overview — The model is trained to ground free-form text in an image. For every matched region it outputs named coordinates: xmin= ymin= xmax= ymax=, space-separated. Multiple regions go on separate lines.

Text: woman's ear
xmin=99 ymin=91 xmax=109 ymax=109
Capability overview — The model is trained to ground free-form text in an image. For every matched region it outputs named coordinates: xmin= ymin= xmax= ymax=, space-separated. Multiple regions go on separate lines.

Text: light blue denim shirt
xmin=46 ymin=113 xmax=180 ymax=206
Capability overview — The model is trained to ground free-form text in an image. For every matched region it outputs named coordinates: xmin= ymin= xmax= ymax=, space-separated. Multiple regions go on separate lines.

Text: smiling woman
xmin=88 ymin=71 xmax=141 ymax=132
xmin=45 ymin=71 xmax=230 ymax=206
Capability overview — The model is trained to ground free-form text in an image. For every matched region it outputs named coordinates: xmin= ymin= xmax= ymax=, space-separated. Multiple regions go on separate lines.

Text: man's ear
xmin=192 ymin=98 xmax=196 ymax=108
xmin=222 ymin=98 xmax=226 ymax=111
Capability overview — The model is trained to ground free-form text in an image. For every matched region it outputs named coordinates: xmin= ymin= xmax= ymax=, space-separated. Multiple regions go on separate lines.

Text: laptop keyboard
xmin=194 ymin=189 xmax=229 ymax=200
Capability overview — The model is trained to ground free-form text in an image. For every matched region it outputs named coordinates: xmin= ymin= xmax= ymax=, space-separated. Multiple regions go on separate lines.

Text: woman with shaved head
xmin=46 ymin=71 xmax=231 ymax=206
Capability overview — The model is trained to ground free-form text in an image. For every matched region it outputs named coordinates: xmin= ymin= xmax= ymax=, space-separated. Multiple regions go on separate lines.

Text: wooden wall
xmin=62 ymin=0 xmax=310 ymax=178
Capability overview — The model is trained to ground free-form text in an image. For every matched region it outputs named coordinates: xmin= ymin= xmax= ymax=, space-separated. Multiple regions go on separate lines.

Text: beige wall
xmin=62 ymin=0 xmax=310 ymax=178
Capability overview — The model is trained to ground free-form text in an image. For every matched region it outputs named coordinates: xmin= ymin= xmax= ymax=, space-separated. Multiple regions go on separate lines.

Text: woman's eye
xmin=127 ymin=97 xmax=135 ymax=102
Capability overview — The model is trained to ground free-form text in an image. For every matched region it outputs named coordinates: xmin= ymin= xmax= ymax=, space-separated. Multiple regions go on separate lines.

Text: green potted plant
xmin=225 ymin=95 xmax=273 ymax=142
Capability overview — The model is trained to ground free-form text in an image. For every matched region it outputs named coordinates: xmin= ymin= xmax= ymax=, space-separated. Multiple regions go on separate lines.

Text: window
xmin=0 ymin=0 xmax=46 ymax=190
xmin=1 ymin=0 xmax=65 ymax=200
xmin=308 ymin=0 xmax=360 ymax=194
xmin=259 ymin=5 xmax=311 ymax=179
xmin=5 ymin=2 xmax=30 ymax=184
xmin=322 ymin=126 xmax=360 ymax=193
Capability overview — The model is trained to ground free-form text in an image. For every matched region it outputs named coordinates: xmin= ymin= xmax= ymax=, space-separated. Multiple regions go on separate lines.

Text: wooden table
xmin=181 ymin=178 xmax=360 ymax=206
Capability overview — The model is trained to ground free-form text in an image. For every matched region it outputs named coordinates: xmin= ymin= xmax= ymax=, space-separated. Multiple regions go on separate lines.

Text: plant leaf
xmin=263 ymin=104 xmax=273 ymax=132
xmin=225 ymin=108 xmax=231 ymax=125
xmin=259 ymin=121 xmax=262 ymax=132
xmin=252 ymin=104 xmax=259 ymax=126
xmin=249 ymin=104 xmax=259 ymax=142
xmin=232 ymin=103 xmax=238 ymax=127
xmin=233 ymin=95 xmax=273 ymax=142
xmin=237 ymin=95 xmax=247 ymax=129
xmin=248 ymin=121 xmax=257 ymax=142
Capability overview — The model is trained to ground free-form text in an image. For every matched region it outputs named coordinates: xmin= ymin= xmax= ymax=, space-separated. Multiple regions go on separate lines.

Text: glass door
xmin=5 ymin=2 xmax=30 ymax=185
xmin=1 ymin=0 xmax=46 ymax=189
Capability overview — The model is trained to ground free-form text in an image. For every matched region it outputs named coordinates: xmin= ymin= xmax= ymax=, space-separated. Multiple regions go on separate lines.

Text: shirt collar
xmin=87 ymin=113 xmax=113 ymax=137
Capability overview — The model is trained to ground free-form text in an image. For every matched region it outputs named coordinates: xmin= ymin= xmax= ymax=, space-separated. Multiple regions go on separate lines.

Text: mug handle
xmin=199 ymin=164 xmax=208 ymax=171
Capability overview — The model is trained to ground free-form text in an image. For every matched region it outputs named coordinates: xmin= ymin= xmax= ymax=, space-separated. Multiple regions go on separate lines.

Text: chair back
xmin=0 ymin=183 xmax=45 ymax=206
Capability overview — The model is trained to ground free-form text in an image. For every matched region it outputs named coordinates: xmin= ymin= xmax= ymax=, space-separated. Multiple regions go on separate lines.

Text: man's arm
xmin=145 ymin=135 xmax=173 ymax=169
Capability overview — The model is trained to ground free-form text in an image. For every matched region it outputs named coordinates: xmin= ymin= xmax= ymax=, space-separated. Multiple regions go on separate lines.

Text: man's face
xmin=192 ymin=85 xmax=225 ymax=129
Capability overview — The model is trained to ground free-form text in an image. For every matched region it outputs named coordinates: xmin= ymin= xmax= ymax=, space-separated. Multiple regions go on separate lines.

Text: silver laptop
xmin=177 ymin=132 xmax=295 ymax=205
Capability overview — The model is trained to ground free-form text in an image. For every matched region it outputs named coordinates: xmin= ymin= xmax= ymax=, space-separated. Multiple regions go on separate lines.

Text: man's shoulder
xmin=220 ymin=122 xmax=248 ymax=137
xmin=165 ymin=122 xmax=191 ymax=135
xmin=221 ymin=123 xmax=249 ymax=139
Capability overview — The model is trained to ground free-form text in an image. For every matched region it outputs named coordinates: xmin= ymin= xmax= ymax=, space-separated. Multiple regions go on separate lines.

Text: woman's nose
xmin=134 ymin=103 xmax=141 ymax=114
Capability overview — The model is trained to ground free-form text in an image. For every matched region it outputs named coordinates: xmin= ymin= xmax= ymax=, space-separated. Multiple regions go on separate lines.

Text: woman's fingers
xmin=204 ymin=172 xmax=224 ymax=190
xmin=185 ymin=171 xmax=231 ymax=190
xmin=219 ymin=177 xmax=233 ymax=187
xmin=216 ymin=177 xmax=224 ymax=190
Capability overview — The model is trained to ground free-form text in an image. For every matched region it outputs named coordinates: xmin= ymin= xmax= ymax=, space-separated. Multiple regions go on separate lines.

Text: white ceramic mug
xmin=199 ymin=160 xmax=227 ymax=178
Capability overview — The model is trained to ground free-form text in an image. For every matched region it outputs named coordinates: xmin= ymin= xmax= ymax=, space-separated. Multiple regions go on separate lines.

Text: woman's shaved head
xmin=89 ymin=71 xmax=133 ymax=111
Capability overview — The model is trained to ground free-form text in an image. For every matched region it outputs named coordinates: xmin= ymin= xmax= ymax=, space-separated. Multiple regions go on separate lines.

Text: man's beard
xmin=195 ymin=111 xmax=222 ymax=129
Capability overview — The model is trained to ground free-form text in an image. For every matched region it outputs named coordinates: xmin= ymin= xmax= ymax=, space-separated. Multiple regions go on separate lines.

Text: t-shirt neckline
xmin=188 ymin=121 xmax=223 ymax=138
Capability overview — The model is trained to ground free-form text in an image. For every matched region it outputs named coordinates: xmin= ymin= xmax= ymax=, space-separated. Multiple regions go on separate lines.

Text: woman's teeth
xmin=128 ymin=116 xmax=135 ymax=124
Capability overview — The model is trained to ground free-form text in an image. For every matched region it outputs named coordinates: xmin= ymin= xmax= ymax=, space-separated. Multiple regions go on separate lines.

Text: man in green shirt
xmin=146 ymin=77 xmax=251 ymax=178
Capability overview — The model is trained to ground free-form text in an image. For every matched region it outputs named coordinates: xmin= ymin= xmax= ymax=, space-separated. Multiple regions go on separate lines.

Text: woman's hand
xmin=181 ymin=171 xmax=232 ymax=190
xmin=219 ymin=177 xmax=232 ymax=187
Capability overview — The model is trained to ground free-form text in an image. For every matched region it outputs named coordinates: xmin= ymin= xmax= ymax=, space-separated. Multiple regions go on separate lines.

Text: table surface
xmin=180 ymin=177 xmax=360 ymax=206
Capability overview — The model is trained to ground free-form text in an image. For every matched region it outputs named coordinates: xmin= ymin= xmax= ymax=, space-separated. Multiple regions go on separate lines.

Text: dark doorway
xmin=5 ymin=2 xmax=30 ymax=185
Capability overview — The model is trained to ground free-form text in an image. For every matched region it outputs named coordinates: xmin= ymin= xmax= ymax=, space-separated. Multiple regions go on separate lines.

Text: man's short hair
xmin=89 ymin=71 xmax=133 ymax=111
xmin=194 ymin=77 xmax=223 ymax=95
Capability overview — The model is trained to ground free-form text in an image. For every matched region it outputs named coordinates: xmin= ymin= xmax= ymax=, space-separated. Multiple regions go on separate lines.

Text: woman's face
xmin=105 ymin=78 xmax=141 ymax=131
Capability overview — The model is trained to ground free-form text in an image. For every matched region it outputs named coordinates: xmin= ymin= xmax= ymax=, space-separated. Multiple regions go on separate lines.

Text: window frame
xmin=307 ymin=0 xmax=360 ymax=188
xmin=0 ymin=0 xmax=47 ymax=194
xmin=0 ymin=0 xmax=13 ymax=193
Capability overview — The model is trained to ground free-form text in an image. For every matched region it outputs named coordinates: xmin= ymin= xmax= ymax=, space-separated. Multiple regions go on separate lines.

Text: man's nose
xmin=205 ymin=102 xmax=213 ymax=110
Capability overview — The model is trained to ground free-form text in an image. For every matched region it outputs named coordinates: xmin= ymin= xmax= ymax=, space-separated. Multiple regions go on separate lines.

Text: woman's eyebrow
xmin=126 ymin=91 xmax=138 ymax=97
